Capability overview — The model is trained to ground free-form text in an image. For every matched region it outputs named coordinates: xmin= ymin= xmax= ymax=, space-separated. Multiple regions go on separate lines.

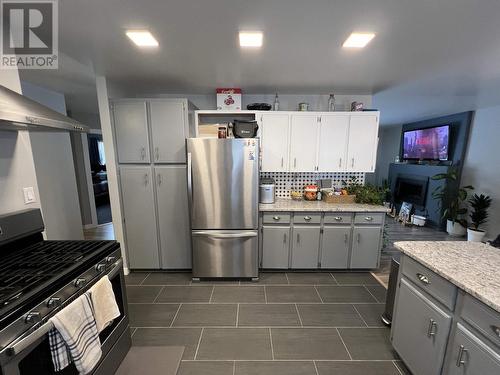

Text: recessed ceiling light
xmin=239 ymin=31 xmax=263 ymax=48
xmin=342 ymin=32 xmax=375 ymax=48
xmin=126 ymin=30 xmax=159 ymax=47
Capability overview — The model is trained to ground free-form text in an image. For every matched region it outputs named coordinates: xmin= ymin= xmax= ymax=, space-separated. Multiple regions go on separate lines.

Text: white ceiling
xmin=19 ymin=0 xmax=500 ymax=125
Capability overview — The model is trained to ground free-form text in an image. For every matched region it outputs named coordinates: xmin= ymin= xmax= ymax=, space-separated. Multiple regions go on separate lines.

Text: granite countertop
xmin=394 ymin=241 xmax=500 ymax=313
xmin=259 ymin=198 xmax=390 ymax=212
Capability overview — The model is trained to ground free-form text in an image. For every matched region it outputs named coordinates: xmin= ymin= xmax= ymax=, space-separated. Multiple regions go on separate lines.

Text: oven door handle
xmin=5 ymin=259 xmax=124 ymax=356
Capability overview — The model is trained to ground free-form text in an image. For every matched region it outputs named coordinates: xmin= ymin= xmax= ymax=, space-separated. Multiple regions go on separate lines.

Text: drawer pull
xmin=273 ymin=216 xmax=281 ymax=221
xmin=364 ymin=216 xmax=374 ymax=221
xmin=304 ymin=216 xmax=312 ymax=221
xmin=491 ymin=325 xmax=500 ymax=338
xmin=456 ymin=345 xmax=468 ymax=367
xmin=417 ymin=273 xmax=430 ymax=285
xmin=334 ymin=216 xmax=343 ymax=221
xmin=427 ymin=319 xmax=437 ymax=337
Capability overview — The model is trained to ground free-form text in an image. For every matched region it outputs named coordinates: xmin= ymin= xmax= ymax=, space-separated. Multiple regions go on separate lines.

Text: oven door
xmin=0 ymin=259 xmax=129 ymax=375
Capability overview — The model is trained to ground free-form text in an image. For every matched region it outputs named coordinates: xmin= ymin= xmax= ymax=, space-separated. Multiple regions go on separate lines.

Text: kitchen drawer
xmin=402 ymin=256 xmax=457 ymax=310
xmin=461 ymin=294 xmax=500 ymax=346
xmin=324 ymin=213 xmax=353 ymax=225
xmin=293 ymin=213 xmax=321 ymax=224
xmin=263 ymin=212 xmax=291 ymax=224
xmin=354 ymin=213 xmax=384 ymax=225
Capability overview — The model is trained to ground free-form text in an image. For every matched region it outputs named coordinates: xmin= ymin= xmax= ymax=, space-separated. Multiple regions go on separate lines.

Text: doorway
xmin=88 ymin=133 xmax=112 ymax=224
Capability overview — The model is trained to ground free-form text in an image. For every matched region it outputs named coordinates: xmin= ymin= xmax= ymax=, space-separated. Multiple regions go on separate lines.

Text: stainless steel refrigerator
xmin=187 ymin=138 xmax=259 ymax=279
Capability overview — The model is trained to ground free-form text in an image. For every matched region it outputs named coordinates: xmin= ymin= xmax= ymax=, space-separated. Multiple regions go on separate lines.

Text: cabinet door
xmin=350 ymin=226 xmax=382 ymax=269
xmin=155 ymin=165 xmax=191 ymax=269
xmin=318 ymin=114 xmax=349 ymax=172
xmin=120 ymin=166 xmax=159 ymax=269
xmin=291 ymin=226 xmax=320 ymax=269
xmin=289 ymin=115 xmax=319 ymax=172
xmin=260 ymin=113 xmax=290 ymax=172
xmin=445 ymin=323 xmax=500 ymax=375
xmin=391 ymin=278 xmax=453 ymax=375
xmin=113 ymin=101 xmax=150 ymax=163
xmin=321 ymin=226 xmax=351 ymax=269
xmin=346 ymin=114 xmax=379 ymax=172
xmin=150 ymin=101 xmax=187 ymax=163
xmin=262 ymin=226 xmax=290 ymax=269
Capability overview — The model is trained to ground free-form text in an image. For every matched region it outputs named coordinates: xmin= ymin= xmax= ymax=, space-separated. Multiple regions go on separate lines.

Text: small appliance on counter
xmin=260 ymin=178 xmax=275 ymax=204
xmin=231 ymin=120 xmax=259 ymax=138
xmin=304 ymin=184 xmax=318 ymax=201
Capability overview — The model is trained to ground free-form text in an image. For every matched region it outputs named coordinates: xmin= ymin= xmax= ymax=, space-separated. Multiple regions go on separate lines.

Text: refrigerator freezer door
xmin=192 ymin=230 xmax=258 ymax=278
xmin=187 ymin=138 xmax=259 ymax=230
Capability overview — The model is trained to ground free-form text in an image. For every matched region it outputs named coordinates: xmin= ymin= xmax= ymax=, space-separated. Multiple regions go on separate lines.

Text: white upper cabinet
xmin=317 ymin=114 xmax=350 ymax=172
xmin=113 ymin=101 xmax=150 ymax=163
xmin=290 ymin=114 xmax=319 ymax=172
xmin=260 ymin=113 xmax=290 ymax=172
xmin=346 ymin=114 xmax=379 ymax=172
xmin=149 ymin=101 xmax=187 ymax=163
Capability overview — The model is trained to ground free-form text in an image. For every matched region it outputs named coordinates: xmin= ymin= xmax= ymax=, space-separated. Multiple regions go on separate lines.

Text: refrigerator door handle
xmin=187 ymin=152 xmax=193 ymax=215
xmin=192 ymin=231 xmax=258 ymax=239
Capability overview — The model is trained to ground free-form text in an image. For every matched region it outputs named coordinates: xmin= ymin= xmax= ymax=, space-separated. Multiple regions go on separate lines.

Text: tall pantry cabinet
xmin=112 ymin=99 xmax=195 ymax=269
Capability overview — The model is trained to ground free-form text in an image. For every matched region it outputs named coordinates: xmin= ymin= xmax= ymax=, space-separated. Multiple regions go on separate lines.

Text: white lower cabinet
xmin=321 ymin=226 xmax=351 ymax=269
xmin=291 ymin=226 xmax=320 ymax=268
xmin=120 ymin=166 xmax=160 ymax=269
xmin=262 ymin=226 xmax=290 ymax=269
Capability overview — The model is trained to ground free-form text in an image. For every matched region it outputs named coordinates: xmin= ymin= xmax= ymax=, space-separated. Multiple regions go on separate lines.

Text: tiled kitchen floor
xmin=125 ymin=272 xmax=411 ymax=375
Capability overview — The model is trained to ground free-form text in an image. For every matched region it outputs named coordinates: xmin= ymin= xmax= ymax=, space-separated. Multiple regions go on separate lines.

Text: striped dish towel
xmin=49 ymin=293 xmax=102 ymax=374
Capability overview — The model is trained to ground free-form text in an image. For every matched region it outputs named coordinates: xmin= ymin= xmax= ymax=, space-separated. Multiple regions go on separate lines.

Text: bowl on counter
xmin=290 ymin=191 xmax=303 ymax=201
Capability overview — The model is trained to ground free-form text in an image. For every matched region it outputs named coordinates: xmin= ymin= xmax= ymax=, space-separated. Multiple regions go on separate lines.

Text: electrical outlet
xmin=23 ymin=187 xmax=36 ymax=204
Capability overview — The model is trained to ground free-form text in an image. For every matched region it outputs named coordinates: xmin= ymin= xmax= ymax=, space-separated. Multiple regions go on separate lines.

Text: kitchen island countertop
xmin=259 ymin=198 xmax=390 ymax=212
xmin=395 ymin=241 xmax=500 ymax=312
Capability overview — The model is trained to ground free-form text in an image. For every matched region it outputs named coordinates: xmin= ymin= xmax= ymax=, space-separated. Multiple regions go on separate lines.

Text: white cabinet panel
xmin=260 ymin=113 xmax=290 ymax=172
xmin=346 ymin=114 xmax=379 ymax=172
xmin=150 ymin=101 xmax=187 ymax=163
xmin=318 ymin=114 xmax=350 ymax=172
xmin=290 ymin=115 xmax=319 ymax=172
xmin=113 ymin=101 xmax=150 ymax=163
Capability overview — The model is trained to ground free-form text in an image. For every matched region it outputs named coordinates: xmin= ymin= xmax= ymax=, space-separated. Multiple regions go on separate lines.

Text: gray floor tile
xmin=124 ymin=272 xmax=149 ymax=285
xmin=143 ymin=272 xmax=192 ymax=285
xmin=331 ymin=272 xmax=381 ymax=285
xmin=211 ymin=286 xmax=265 ymax=303
xmin=128 ymin=303 xmax=179 ymax=327
xmin=366 ymin=285 xmax=388 ymax=303
xmin=156 ymin=286 xmax=213 ymax=303
xmin=238 ymin=304 xmax=300 ymax=326
xmin=315 ymin=361 xmax=401 ymax=375
xmin=266 ymin=286 xmax=321 ymax=303
xmin=286 ymin=272 xmax=336 ymax=284
xmin=393 ymin=360 xmax=412 ymax=375
xmin=193 ymin=279 xmax=240 ymax=285
xmin=271 ymin=328 xmax=350 ymax=360
xmin=235 ymin=361 xmax=316 ymax=375
xmin=126 ymin=285 xmax=162 ymax=303
xmin=177 ymin=361 xmax=233 ymax=375
xmin=297 ymin=304 xmax=365 ymax=327
xmin=316 ymin=286 xmax=377 ymax=303
xmin=132 ymin=328 xmax=202 ymax=359
xmin=354 ymin=304 xmax=386 ymax=327
xmin=254 ymin=273 xmax=289 ymax=284
xmin=197 ymin=328 xmax=272 ymax=360
xmin=338 ymin=328 xmax=398 ymax=360
xmin=173 ymin=304 xmax=237 ymax=327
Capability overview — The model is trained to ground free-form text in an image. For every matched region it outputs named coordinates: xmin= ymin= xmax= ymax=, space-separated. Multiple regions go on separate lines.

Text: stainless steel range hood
xmin=0 ymin=85 xmax=89 ymax=132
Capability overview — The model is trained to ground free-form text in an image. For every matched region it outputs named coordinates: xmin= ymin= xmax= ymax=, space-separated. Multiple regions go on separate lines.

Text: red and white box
xmin=216 ymin=88 xmax=242 ymax=110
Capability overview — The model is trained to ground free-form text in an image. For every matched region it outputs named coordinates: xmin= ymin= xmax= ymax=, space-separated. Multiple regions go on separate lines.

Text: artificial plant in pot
xmin=467 ymin=193 xmax=492 ymax=242
xmin=431 ymin=169 xmax=473 ymax=236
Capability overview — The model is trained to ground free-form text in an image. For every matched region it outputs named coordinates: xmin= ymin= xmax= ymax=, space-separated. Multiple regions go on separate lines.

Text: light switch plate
xmin=23 ymin=187 xmax=36 ymax=204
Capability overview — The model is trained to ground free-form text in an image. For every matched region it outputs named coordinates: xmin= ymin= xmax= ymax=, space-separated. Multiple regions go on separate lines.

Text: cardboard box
xmin=216 ymin=88 xmax=242 ymax=110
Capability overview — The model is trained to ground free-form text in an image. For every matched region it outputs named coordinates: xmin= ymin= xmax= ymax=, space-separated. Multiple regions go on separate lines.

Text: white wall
xmin=461 ymin=106 xmax=500 ymax=238
xmin=20 ymin=82 xmax=84 ymax=240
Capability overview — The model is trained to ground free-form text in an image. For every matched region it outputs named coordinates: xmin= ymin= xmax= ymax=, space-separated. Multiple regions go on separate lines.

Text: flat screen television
xmin=402 ymin=125 xmax=449 ymax=161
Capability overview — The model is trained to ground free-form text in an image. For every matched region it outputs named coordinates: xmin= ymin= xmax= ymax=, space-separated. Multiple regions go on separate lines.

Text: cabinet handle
xmin=144 ymin=173 xmax=149 ymax=186
xmin=281 ymin=157 xmax=284 ymax=167
xmin=351 ymin=158 xmax=355 ymax=167
xmin=155 ymin=147 xmax=159 ymax=161
xmin=427 ymin=319 xmax=437 ymax=337
xmin=416 ymin=273 xmax=430 ymax=285
xmin=456 ymin=345 xmax=468 ymax=367
xmin=334 ymin=216 xmax=342 ymax=221
xmin=283 ymin=233 xmax=287 ymax=243
xmin=344 ymin=233 xmax=348 ymax=243
xmin=356 ymin=233 xmax=361 ymax=243
xmin=296 ymin=233 xmax=300 ymax=243
xmin=273 ymin=216 xmax=281 ymax=221
xmin=157 ymin=174 xmax=162 ymax=186
xmin=364 ymin=216 xmax=373 ymax=221
xmin=339 ymin=158 xmax=342 ymax=168
xmin=294 ymin=158 xmax=297 ymax=168
xmin=304 ymin=216 xmax=312 ymax=221
xmin=140 ymin=147 xmax=146 ymax=160
xmin=491 ymin=325 xmax=500 ymax=338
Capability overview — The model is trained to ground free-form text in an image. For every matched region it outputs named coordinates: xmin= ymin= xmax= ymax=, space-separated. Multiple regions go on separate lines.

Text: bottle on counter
xmin=328 ymin=94 xmax=335 ymax=111
xmin=273 ymin=93 xmax=280 ymax=111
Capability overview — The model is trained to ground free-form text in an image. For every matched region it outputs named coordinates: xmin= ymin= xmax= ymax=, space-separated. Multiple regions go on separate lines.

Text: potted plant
xmin=467 ymin=194 xmax=492 ymax=242
xmin=431 ymin=169 xmax=473 ymax=236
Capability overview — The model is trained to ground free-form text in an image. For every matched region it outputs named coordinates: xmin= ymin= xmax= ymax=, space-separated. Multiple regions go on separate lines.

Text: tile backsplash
xmin=260 ymin=172 xmax=365 ymax=198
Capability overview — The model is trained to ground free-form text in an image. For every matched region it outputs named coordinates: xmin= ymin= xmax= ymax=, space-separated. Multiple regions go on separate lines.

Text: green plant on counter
xmin=468 ymin=193 xmax=492 ymax=230
xmin=342 ymin=176 xmax=389 ymax=205
xmin=431 ymin=168 xmax=473 ymax=226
